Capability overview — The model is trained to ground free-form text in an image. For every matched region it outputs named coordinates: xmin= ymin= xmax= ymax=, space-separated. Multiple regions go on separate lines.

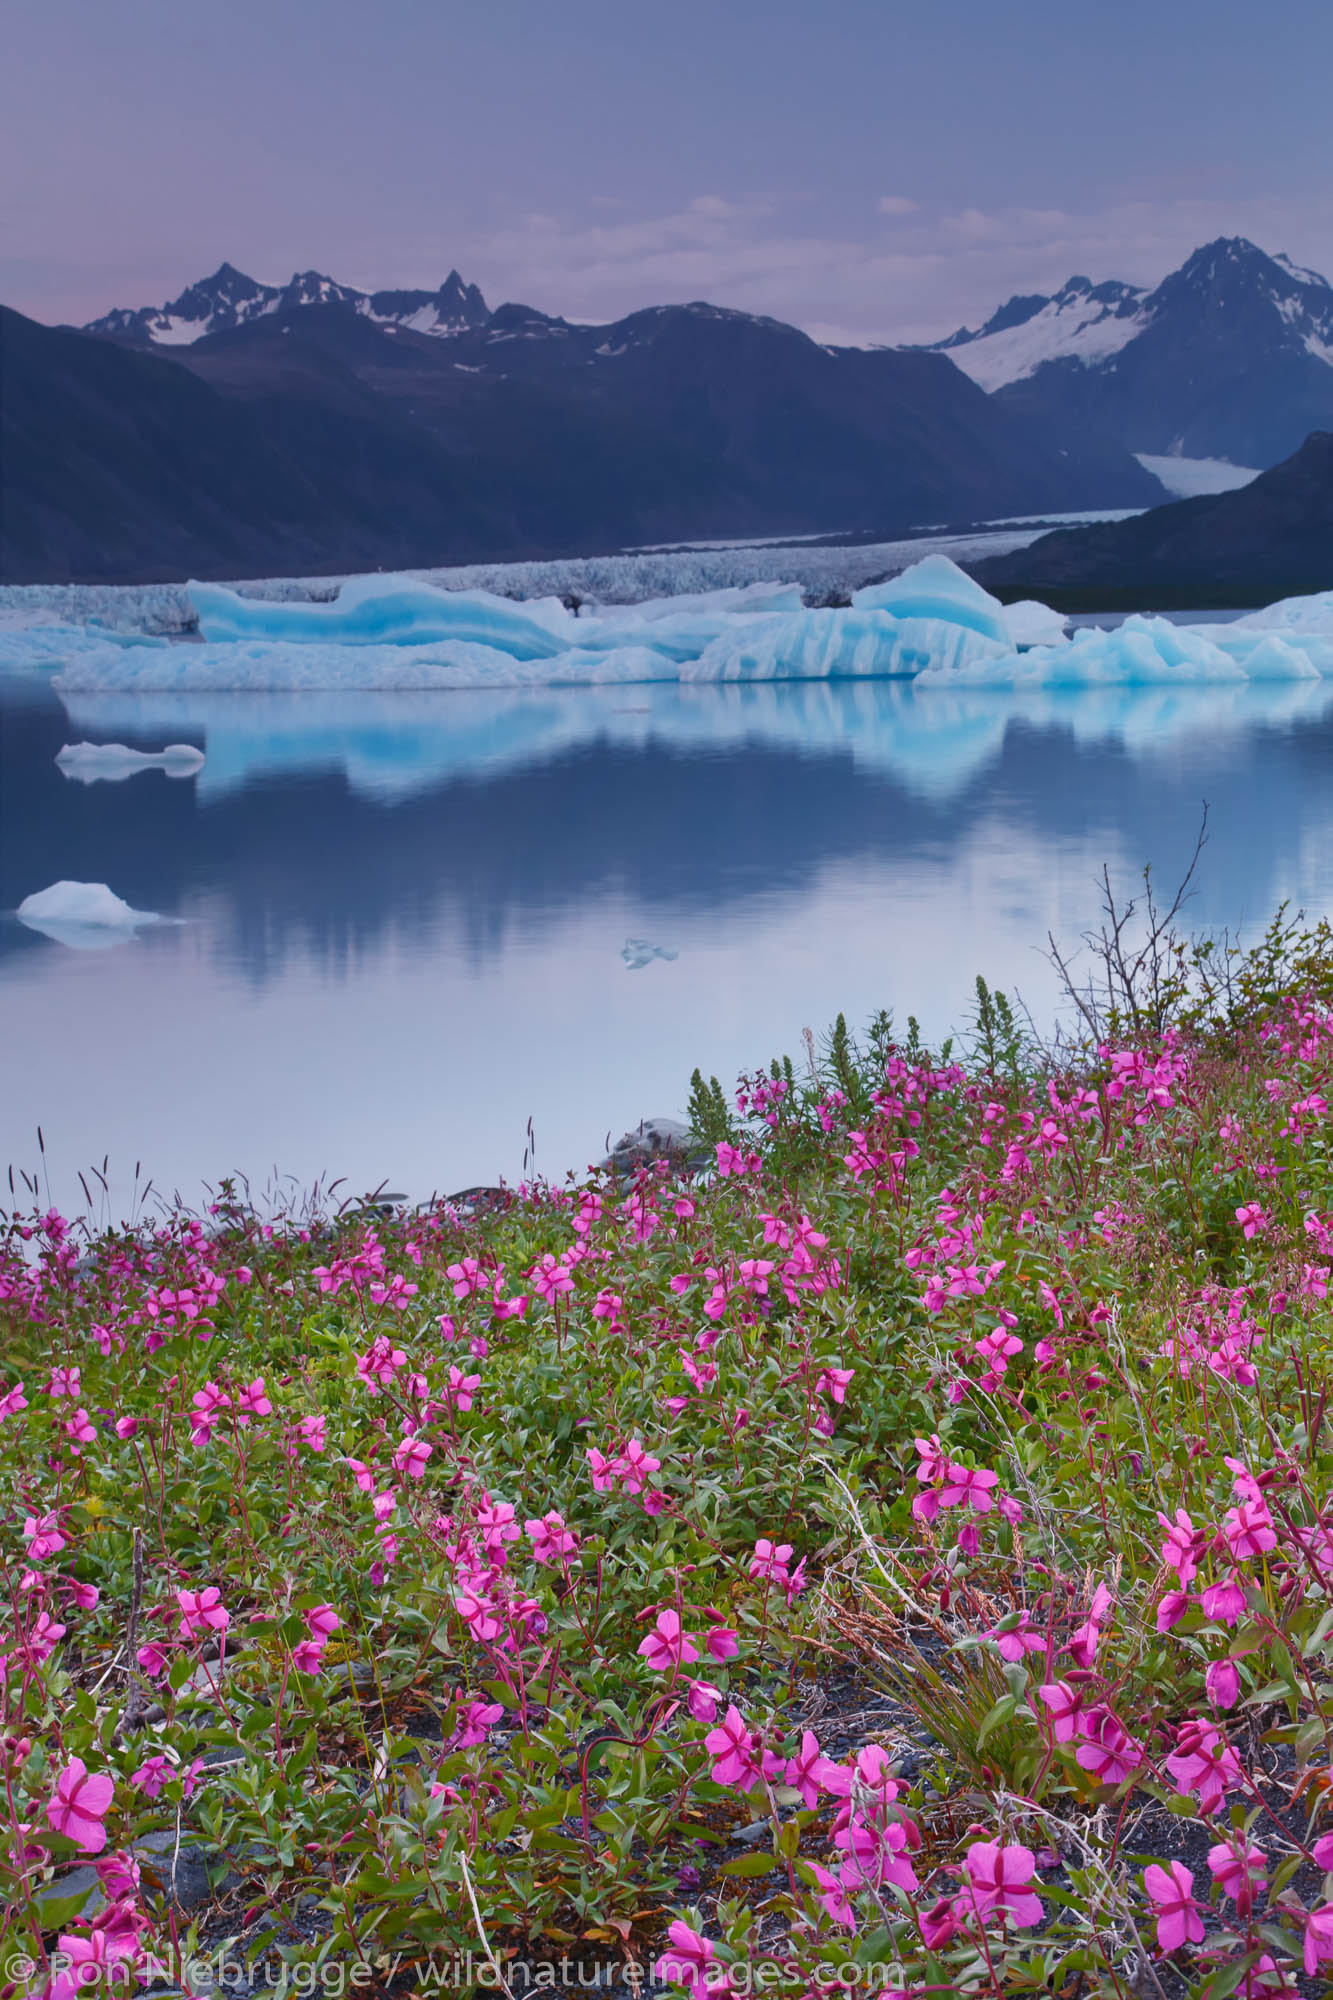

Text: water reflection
xmin=5 ymin=674 xmax=1333 ymax=1213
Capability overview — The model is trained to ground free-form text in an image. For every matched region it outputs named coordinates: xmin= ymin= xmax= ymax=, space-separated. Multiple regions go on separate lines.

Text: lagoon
xmin=5 ymin=666 xmax=1333 ymax=1217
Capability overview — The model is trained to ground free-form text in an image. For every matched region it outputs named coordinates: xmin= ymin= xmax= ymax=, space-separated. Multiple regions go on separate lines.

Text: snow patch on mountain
xmin=1133 ymin=455 xmax=1262 ymax=498
xmin=85 ymin=264 xmax=490 ymax=347
xmin=940 ymin=282 xmax=1148 ymax=392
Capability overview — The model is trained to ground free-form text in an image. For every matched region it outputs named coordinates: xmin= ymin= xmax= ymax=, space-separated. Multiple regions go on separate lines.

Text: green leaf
xmin=975 ymin=1692 xmax=1020 ymax=1749
xmin=718 ymin=1852 xmax=779 ymax=1877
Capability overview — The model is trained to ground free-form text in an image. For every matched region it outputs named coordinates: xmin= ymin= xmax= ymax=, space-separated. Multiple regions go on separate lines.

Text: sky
xmin=4 ymin=0 xmax=1333 ymax=346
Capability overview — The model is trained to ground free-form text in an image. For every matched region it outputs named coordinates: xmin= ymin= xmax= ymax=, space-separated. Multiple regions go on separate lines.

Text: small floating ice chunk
xmin=851 ymin=555 xmax=1013 ymax=643
xmin=55 ymin=741 xmax=205 ymax=784
xmin=621 ymin=938 xmax=678 ymax=969
xmin=16 ymin=880 xmax=160 ymax=950
xmin=1002 ymin=599 xmax=1069 ymax=649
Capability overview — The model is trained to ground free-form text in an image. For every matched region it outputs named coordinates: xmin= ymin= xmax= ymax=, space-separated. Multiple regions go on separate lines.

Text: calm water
xmin=5 ymin=669 xmax=1333 ymax=1217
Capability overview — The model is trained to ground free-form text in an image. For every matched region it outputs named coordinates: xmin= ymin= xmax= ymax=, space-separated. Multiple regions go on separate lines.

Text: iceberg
xmin=16 ymin=880 xmax=161 ymax=951
xmin=55 ymin=741 xmax=205 ymax=783
xmin=851 ymin=555 xmax=1013 ymax=643
xmin=913 ymin=614 xmax=1330 ymax=688
xmin=21 ymin=557 xmax=1333 ymax=698
xmin=191 ymin=576 xmax=575 ymax=656
xmin=1233 ymin=590 xmax=1333 ymax=635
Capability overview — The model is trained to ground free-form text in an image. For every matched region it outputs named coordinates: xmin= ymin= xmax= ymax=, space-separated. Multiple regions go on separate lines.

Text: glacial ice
xmin=55 ymin=741 xmax=206 ymax=783
xmin=8 ymin=557 xmax=1333 ymax=698
xmin=16 ymin=880 xmax=160 ymax=951
xmin=851 ymin=555 xmax=1014 ymax=643
xmin=1234 ymin=590 xmax=1333 ymax=634
xmin=191 ymin=577 xmax=575 ymax=656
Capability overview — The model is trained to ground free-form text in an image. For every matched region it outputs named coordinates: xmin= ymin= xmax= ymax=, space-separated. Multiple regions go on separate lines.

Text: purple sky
xmin=4 ymin=0 xmax=1332 ymax=344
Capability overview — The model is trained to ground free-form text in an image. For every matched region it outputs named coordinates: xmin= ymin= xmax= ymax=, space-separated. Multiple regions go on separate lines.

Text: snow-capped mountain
xmin=932 ymin=275 xmax=1149 ymax=393
xmin=924 ymin=238 xmax=1333 ymax=466
xmin=84 ymin=263 xmax=490 ymax=346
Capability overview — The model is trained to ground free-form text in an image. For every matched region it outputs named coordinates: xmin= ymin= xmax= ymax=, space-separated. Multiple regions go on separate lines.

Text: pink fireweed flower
xmin=939 ymin=1463 xmax=999 ymax=1512
xmin=748 ymin=1538 xmax=793 ymax=1586
xmin=705 ymin=1705 xmax=763 ymax=1790
xmin=809 ymin=1860 xmax=857 ymax=1930
xmin=63 ymin=1407 xmax=97 ymax=1452
xmin=1156 ymin=1589 xmax=1190 ymax=1632
xmin=0 ymin=1380 xmax=28 ymax=1420
xmin=1199 ymin=1574 xmax=1249 ymax=1627
xmin=529 ymin=1252 xmax=575 ymax=1302
xmin=48 ymin=1366 xmax=81 ymax=1398
xmin=296 ymin=1413 xmax=327 ymax=1453
xmin=815 ymin=1366 xmax=855 ymax=1404
xmin=22 ymin=1511 xmax=66 ymax=1561
xmin=974 ymin=1328 xmax=1023 ymax=1377
xmin=1165 ymin=1718 xmax=1243 ymax=1815
xmin=345 ymin=1456 xmax=377 ymax=1493
xmin=1235 ymin=1202 xmax=1270 ymax=1239
xmin=1073 ymin=1708 xmax=1143 ymax=1785
xmin=1309 ymin=1905 xmax=1333 ymax=1976
xmin=177 ymin=1586 xmax=229 ymax=1643
xmin=189 ymin=1381 xmax=230 ymax=1444
xmin=21 ymin=1610 xmax=67 ymax=1665
xmin=637 ymin=1609 xmax=700 ymax=1673
xmin=988 ymin=1610 xmax=1049 ymax=1662
xmin=525 ymin=1510 xmax=579 ymax=1564
xmin=47 ymin=1758 xmax=115 ymax=1854
xmin=291 ymin=1640 xmax=326 ymax=1674
xmin=617 ymin=1437 xmax=660 ymax=1493
xmin=1144 ymin=1860 xmax=1206 ymax=1952
xmin=1208 ymin=1835 xmax=1266 ymax=1915
xmin=1067 ymin=1582 xmax=1113 ymax=1668
xmin=234 ymin=1377 xmax=272 ymax=1424
xmin=785 ymin=1730 xmax=841 ymax=1808
xmin=131 ymin=1756 xmax=170 ymax=1799
xmin=1205 ymin=1657 xmax=1241 ymax=1708
xmin=960 ymin=1841 xmax=1044 ymax=1928
xmin=450 ymin=1697 xmax=504 ymax=1748
xmin=586 ymin=1446 xmax=617 ymax=1492
xmin=706 ymin=1624 xmax=739 ymax=1661
xmin=355 ymin=1338 xmax=407 ymax=1393
xmin=1157 ymin=1507 xmax=1205 ymax=1584
xmin=67 ymin=1580 xmax=99 ymax=1612
xmin=136 ymin=1641 xmax=169 ymax=1678
xmin=656 ymin=1921 xmax=722 ymax=2000
xmin=306 ymin=1604 xmax=340 ymax=1641
xmin=445 ymin=1366 xmax=481 ymax=1412
xmin=393 ymin=1435 xmax=432 ymax=1479
xmin=686 ymin=1680 xmax=723 ymax=1723
xmin=1223 ymin=1497 xmax=1277 ymax=1563
xmin=1036 ymin=1680 xmax=1092 ymax=1743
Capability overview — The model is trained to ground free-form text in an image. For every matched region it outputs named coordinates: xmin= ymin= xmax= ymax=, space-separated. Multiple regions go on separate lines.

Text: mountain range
xmin=3 ymin=235 xmax=1332 ymax=585
xmin=925 ymin=238 xmax=1333 ymax=467
xmin=1 ymin=278 xmax=1157 ymax=585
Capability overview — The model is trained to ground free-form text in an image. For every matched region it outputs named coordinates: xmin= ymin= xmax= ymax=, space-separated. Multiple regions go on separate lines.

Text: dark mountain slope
xmin=972 ymin=431 xmax=1333 ymax=609
xmin=0 ymin=307 xmax=516 ymax=583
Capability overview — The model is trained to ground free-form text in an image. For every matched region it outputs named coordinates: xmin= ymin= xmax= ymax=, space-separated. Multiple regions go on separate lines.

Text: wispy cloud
xmin=439 ymin=192 xmax=1333 ymax=346
xmin=14 ymin=191 xmax=1333 ymax=344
